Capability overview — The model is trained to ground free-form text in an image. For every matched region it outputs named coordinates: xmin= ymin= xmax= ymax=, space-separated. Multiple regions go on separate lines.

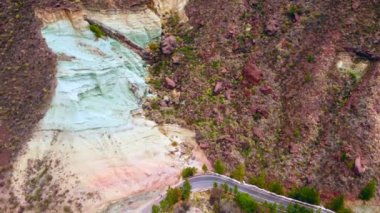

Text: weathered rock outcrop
xmin=161 ymin=35 xmax=177 ymax=54
xmin=243 ymin=59 xmax=263 ymax=85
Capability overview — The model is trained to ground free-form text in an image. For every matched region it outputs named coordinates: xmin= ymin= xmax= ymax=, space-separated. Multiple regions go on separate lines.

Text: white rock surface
xmin=153 ymin=0 xmax=189 ymax=22
xmin=86 ymin=9 xmax=162 ymax=47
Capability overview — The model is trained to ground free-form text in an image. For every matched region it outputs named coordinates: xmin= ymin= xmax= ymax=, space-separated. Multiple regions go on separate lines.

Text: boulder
xmin=243 ymin=59 xmax=263 ymax=85
xmin=252 ymin=128 xmax=264 ymax=140
xmin=260 ymin=85 xmax=273 ymax=95
xmin=161 ymin=35 xmax=177 ymax=55
xmin=171 ymin=53 xmax=182 ymax=64
xmin=352 ymin=0 xmax=360 ymax=10
xmin=251 ymin=106 xmax=269 ymax=118
xmin=213 ymin=82 xmax=224 ymax=95
xmin=289 ymin=143 xmax=300 ymax=154
xmin=164 ymin=77 xmax=176 ymax=89
xmin=200 ymin=143 xmax=210 ymax=149
xmin=354 ymin=156 xmax=366 ymax=174
xmin=265 ymin=18 xmax=280 ymax=35
xmin=225 ymin=89 xmax=233 ymax=100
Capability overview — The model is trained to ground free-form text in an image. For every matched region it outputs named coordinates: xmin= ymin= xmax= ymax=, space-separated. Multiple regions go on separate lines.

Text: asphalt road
xmin=142 ymin=173 xmax=334 ymax=213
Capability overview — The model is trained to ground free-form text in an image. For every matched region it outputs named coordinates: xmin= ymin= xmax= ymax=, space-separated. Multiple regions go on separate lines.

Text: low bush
xmin=327 ymin=195 xmax=344 ymax=211
xmin=214 ymin=159 xmax=226 ymax=174
xmin=89 ymin=24 xmax=105 ymax=38
xmin=289 ymin=186 xmax=320 ymax=205
xmin=268 ymin=181 xmax=285 ymax=195
xmin=181 ymin=167 xmax=197 ymax=178
xmin=359 ymin=180 xmax=377 ymax=201
xmin=235 ymin=192 xmax=258 ymax=213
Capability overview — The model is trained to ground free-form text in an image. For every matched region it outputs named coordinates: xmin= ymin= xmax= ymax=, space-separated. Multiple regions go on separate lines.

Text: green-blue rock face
xmin=41 ymin=20 xmax=149 ymax=131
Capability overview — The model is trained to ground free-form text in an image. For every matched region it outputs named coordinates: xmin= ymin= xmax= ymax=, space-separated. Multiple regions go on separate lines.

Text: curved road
xmin=142 ymin=173 xmax=334 ymax=213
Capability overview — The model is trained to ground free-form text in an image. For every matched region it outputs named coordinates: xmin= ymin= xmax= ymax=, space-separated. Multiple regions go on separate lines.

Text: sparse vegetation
xmin=287 ymin=4 xmax=303 ymax=19
xmin=304 ymin=73 xmax=313 ymax=83
xmin=2 ymin=0 xmax=380 ymax=212
xmin=148 ymin=41 xmax=160 ymax=53
xmin=307 ymin=55 xmax=315 ymax=63
xmin=89 ymin=24 xmax=105 ymax=38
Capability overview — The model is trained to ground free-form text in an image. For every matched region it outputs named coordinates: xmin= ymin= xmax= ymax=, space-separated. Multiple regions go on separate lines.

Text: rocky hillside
xmin=0 ymin=0 xmax=379 ymax=210
xmin=145 ymin=0 xmax=380 ymax=200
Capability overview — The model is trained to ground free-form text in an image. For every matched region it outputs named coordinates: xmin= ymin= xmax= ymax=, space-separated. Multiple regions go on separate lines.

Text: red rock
xmin=352 ymin=0 xmax=360 ymax=10
xmin=251 ymin=106 xmax=269 ymax=118
xmin=294 ymin=13 xmax=301 ymax=22
xmin=265 ymin=18 xmax=280 ymax=35
xmin=164 ymin=77 xmax=176 ymax=89
xmin=260 ymin=85 xmax=272 ymax=95
xmin=253 ymin=128 xmax=264 ymax=139
xmin=225 ymin=89 xmax=233 ymax=100
xmin=289 ymin=143 xmax=300 ymax=154
xmin=243 ymin=59 xmax=263 ymax=85
xmin=244 ymin=88 xmax=253 ymax=97
xmin=213 ymin=82 xmax=224 ymax=94
xmin=171 ymin=54 xmax=182 ymax=64
xmin=161 ymin=35 xmax=177 ymax=55
xmin=0 ymin=123 xmax=8 ymax=142
xmin=354 ymin=156 xmax=366 ymax=174
xmin=200 ymin=143 xmax=210 ymax=149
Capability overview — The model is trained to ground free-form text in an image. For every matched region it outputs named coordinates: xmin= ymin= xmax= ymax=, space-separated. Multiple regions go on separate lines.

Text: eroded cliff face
xmin=152 ymin=0 xmax=188 ymax=22
xmin=6 ymin=1 xmax=210 ymax=212
xmin=82 ymin=0 xmax=148 ymax=10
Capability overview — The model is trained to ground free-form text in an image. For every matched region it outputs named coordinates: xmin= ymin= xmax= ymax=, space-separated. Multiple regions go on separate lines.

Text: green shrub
xmin=249 ymin=173 xmax=267 ymax=188
xmin=222 ymin=182 xmax=229 ymax=193
xmin=359 ymin=180 xmax=377 ymax=201
xmin=152 ymin=204 xmax=160 ymax=213
xmin=181 ymin=179 xmax=192 ymax=200
xmin=307 ymin=55 xmax=315 ymax=63
xmin=211 ymin=60 xmax=221 ymax=69
xmin=213 ymin=182 xmax=218 ymax=188
xmin=235 ymin=192 xmax=258 ymax=213
xmin=289 ymin=186 xmax=320 ymax=205
xmin=234 ymin=185 xmax=239 ymax=194
xmin=268 ymin=181 xmax=285 ymax=195
xmin=148 ymin=42 xmax=160 ymax=52
xmin=262 ymin=202 xmax=278 ymax=213
xmin=304 ymin=73 xmax=313 ymax=83
xmin=337 ymin=208 xmax=354 ymax=213
xmin=160 ymin=187 xmax=181 ymax=211
xmin=181 ymin=167 xmax=197 ymax=178
xmin=341 ymin=152 xmax=347 ymax=161
xmin=286 ymin=204 xmax=312 ymax=213
xmin=327 ymin=195 xmax=344 ymax=211
xmin=287 ymin=5 xmax=303 ymax=19
xmin=231 ymin=164 xmax=246 ymax=181
xmin=89 ymin=24 xmax=105 ymax=38
xmin=214 ymin=159 xmax=226 ymax=174
xmin=202 ymin=164 xmax=208 ymax=173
